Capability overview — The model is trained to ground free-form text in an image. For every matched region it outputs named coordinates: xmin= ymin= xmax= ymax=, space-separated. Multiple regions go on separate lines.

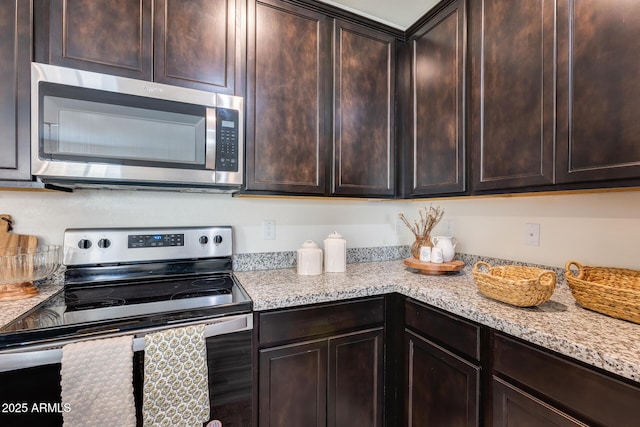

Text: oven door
xmin=0 ymin=313 xmax=253 ymax=427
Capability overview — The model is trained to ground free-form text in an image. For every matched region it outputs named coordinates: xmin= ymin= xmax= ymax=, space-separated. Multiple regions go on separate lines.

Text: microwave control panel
xmin=216 ymin=108 xmax=239 ymax=172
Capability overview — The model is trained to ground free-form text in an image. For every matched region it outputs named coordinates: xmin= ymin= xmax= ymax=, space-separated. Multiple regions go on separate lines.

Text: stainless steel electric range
xmin=0 ymin=226 xmax=251 ymax=348
xmin=0 ymin=226 xmax=253 ymax=427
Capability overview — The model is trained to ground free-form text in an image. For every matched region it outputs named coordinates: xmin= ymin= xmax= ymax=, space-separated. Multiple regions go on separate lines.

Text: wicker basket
xmin=473 ymin=261 xmax=557 ymax=307
xmin=565 ymin=261 xmax=640 ymax=324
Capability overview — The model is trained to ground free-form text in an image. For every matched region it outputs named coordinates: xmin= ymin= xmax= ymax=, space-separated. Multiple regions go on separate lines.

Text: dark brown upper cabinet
xmin=154 ymin=0 xmax=240 ymax=94
xmin=404 ymin=0 xmax=466 ymax=197
xmin=39 ymin=0 xmax=240 ymax=93
xmin=470 ymin=0 xmax=555 ymax=191
xmin=556 ymin=0 xmax=640 ymax=184
xmin=0 ymin=0 xmax=31 ymax=181
xmin=43 ymin=0 xmax=153 ymax=80
xmin=245 ymin=0 xmax=331 ymax=194
xmin=332 ymin=21 xmax=395 ymax=197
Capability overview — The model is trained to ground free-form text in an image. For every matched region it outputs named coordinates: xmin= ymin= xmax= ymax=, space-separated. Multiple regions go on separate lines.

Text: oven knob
xmin=199 ymin=235 xmax=209 ymax=245
xmin=98 ymin=238 xmax=111 ymax=249
xmin=78 ymin=239 xmax=92 ymax=249
xmin=213 ymin=235 xmax=223 ymax=244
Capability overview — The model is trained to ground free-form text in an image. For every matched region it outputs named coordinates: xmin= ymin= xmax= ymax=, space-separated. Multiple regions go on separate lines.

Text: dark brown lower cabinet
xmin=259 ymin=328 xmax=383 ymax=427
xmin=256 ymin=296 xmax=640 ymax=427
xmin=492 ymin=331 xmax=640 ymax=426
xmin=328 ymin=329 xmax=384 ymax=427
xmin=256 ymin=297 xmax=385 ymax=427
xmin=492 ymin=377 xmax=586 ymax=427
xmin=405 ymin=330 xmax=480 ymax=426
xmin=259 ymin=339 xmax=328 ymax=427
xmin=404 ymin=299 xmax=481 ymax=427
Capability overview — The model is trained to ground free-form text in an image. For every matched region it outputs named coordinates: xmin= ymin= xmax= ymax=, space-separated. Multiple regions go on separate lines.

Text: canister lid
xmin=326 ymin=231 xmax=343 ymax=239
xmin=300 ymin=240 xmax=320 ymax=249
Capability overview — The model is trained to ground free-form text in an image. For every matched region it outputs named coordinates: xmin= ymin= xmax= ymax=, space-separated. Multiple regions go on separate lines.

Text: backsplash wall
xmin=0 ymin=190 xmax=410 ymax=253
xmin=1 ymin=188 xmax=639 ymax=270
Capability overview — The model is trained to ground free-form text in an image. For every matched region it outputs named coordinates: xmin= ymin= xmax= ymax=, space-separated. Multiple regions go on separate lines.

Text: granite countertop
xmin=0 ymin=270 xmax=64 ymax=328
xmin=235 ymin=260 xmax=640 ymax=383
xmin=3 ymin=259 xmax=639 ymax=384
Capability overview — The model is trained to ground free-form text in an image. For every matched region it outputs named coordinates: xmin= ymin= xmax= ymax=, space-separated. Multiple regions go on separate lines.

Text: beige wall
xmin=419 ymin=190 xmax=640 ymax=269
xmin=1 ymin=188 xmax=639 ymax=269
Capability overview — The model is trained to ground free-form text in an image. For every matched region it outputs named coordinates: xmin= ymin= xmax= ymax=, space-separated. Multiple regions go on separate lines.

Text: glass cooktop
xmin=0 ymin=273 xmax=251 ymax=349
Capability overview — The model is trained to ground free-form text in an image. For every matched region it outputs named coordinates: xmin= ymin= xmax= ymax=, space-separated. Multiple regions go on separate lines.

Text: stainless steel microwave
xmin=31 ymin=63 xmax=243 ymax=192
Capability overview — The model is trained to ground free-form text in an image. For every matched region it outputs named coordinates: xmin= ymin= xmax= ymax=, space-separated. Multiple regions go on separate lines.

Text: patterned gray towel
xmin=143 ymin=324 xmax=210 ymax=427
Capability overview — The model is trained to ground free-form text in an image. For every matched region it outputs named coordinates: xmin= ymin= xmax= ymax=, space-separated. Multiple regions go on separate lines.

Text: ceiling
xmin=317 ymin=0 xmax=440 ymax=29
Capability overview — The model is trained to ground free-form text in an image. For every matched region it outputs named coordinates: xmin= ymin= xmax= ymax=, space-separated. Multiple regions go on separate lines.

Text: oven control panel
xmin=63 ymin=226 xmax=233 ymax=266
xmin=128 ymin=233 xmax=185 ymax=248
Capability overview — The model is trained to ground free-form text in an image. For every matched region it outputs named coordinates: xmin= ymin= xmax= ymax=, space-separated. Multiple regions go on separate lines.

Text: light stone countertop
xmin=3 ymin=259 xmax=639 ymax=384
xmin=0 ymin=270 xmax=64 ymax=328
xmin=235 ymin=260 xmax=640 ymax=383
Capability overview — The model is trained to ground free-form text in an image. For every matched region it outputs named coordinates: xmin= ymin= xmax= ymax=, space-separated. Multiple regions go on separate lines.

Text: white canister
xmin=324 ymin=231 xmax=346 ymax=272
xmin=297 ymin=240 xmax=323 ymax=275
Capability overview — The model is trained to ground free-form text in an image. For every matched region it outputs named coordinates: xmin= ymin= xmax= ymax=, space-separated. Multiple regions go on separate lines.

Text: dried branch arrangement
xmin=398 ymin=205 xmax=445 ymax=240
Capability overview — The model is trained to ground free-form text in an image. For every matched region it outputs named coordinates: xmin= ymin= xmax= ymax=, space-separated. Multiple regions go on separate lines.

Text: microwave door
xmin=40 ymin=92 xmax=208 ymax=168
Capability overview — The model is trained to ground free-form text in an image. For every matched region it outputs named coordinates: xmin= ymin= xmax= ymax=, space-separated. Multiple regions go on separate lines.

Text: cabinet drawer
xmin=493 ymin=332 xmax=640 ymax=426
xmin=258 ymin=297 xmax=384 ymax=346
xmin=405 ymin=299 xmax=480 ymax=361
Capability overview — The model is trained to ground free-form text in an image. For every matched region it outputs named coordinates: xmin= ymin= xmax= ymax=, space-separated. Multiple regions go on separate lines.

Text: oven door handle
xmin=0 ymin=313 xmax=253 ymax=372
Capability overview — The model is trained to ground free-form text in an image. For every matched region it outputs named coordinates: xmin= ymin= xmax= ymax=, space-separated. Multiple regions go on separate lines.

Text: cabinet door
xmin=405 ymin=330 xmax=479 ymax=427
xmin=259 ymin=339 xmax=327 ymax=427
xmin=492 ymin=377 xmax=587 ymax=427
xmin=328 ymin=328 xmax=384 ymax=427
xmin=0 ymin=0 xmax=31 ymax=180
xmin=46 ymin=0 xmax=152 ymax=80
xmin=556 ymin=0 xmax=640 ymax=183
xmin=407 ymin=0 xmax=466 ymax=196
xmin=245 ymin=0 xmax=330 ymax=194
xmin=470 ymin=0 xmax=555 ymax=191
xmin=154 ymin=0 xmax=240 ymax=94
xmin=332 ymin=21 xmax=395 ymax=197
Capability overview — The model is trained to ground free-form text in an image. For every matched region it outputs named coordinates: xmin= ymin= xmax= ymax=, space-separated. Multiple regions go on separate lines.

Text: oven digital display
xmin=128 ymin=233 xmax=185 ymax=248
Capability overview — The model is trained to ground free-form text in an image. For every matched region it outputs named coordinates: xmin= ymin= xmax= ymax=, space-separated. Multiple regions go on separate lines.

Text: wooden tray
xmin=404 ymin=257 xmax=465 ymax=275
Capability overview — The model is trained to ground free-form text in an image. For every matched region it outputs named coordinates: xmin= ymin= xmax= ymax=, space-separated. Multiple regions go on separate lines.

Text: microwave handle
xmin=0 ymin=313 xmax=253 ymax=372
xmin=205 ymin=107 xmax=217 ymax=169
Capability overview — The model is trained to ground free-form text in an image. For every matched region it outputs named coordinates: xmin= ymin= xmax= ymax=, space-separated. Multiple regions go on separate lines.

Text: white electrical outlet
xmin=263 ymin=220 xmax=275 ymax=240
xmin=524 ymin=223 xmax=540 ymax=246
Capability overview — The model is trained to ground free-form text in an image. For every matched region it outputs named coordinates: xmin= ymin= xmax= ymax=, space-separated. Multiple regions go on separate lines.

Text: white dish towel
xmin=142 ymin=324 xmax=210 ymax=427
xmin=60 ymin=335 xmax=136 ymax=427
